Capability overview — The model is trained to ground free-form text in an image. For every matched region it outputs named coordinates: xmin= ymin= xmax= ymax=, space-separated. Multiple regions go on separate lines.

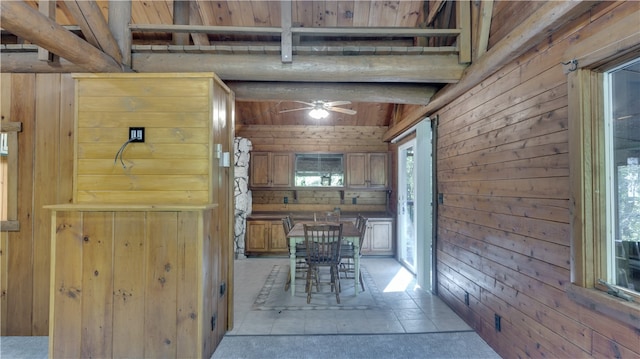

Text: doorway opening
xmin=398 ymin=139 xmax=417 ymax=273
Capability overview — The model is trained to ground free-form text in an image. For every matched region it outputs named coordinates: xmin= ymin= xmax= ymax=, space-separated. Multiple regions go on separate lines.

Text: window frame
xmin=568 ymin=61 xmax=640 ymax=329
xmin=0 ymin=121 xmax=20 ymax=232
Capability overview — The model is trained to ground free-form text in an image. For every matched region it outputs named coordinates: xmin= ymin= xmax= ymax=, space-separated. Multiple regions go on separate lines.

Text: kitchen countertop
xmin=247 ymin=211 xmax=393 ymax=221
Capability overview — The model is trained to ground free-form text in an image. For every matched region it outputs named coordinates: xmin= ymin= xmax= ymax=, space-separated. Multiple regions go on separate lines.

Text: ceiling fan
xmin=278 ymin=100 xmax=357 ymax=119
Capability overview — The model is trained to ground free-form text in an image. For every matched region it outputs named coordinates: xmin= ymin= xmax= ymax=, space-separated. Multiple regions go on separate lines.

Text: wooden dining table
xmin=286 ymin=221 xmax=362 ymax=296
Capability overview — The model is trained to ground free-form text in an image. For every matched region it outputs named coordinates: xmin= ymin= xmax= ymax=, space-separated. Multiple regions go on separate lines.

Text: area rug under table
xmin=252 ymin=265 xmax=388 ymax=311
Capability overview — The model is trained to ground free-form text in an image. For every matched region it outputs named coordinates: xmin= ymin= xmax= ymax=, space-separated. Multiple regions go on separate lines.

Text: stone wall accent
xmin=234 ymin=137 xmax=252 ymax=259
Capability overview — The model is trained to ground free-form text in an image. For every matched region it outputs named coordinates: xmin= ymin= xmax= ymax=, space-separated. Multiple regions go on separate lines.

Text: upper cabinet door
xmin=271 ymin=153 xmax=292 ymax=187
xmin=346 ymin=153 xmax=388 ymax=189
xmin=249 ymin=152 xmax=271 ymax=187
xmin=249 ymin=152 xmax=292 ymax=188
xmin=367 ymin=153 xmax=388 ymax=188
xmin=346 ymin=153 xmax=368 ymax=188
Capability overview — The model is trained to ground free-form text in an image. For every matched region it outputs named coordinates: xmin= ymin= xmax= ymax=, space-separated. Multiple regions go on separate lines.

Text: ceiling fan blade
xmin=279 ymin=106 xmax=313 ymax=114
xmin=292 ymin=100 xmax=316 ymax=107
xmin=328 ymin=107 xmax=357 ymax=115
xmin=324 ymin=100 xmax=352 ymax=107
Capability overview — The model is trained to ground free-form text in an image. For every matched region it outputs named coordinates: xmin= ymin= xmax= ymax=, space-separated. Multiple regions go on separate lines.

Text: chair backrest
xmin=282 ymin=215 xmax=294 ymax=235
xmin=303 ymin=224 xmax=343 ymax=265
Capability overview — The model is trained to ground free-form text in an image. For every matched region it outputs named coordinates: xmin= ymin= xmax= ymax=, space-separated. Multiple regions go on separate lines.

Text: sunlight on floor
xmin=382 ymin=266 xmax=416 ymax=292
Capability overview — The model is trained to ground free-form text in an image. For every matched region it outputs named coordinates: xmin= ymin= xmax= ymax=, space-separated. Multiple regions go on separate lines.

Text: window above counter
xmin=294 ymin=153 xmax=344 ymax=187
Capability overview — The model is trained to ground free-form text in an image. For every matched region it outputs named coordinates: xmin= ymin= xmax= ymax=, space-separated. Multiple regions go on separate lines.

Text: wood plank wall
xmin=49 ymin=209 xmax=222 ymax=359
xmin=0 ymin=73 xmax=235 ymax=341
xmin=0 ymin=73 xmax=75 ymax=335
xmin=237 ymin=124 xmax=389 ymax=153
xmin=435 ymin=2 xmax=640 ymax=358
xmin=75 ymin=75 xmax=217 ymax=205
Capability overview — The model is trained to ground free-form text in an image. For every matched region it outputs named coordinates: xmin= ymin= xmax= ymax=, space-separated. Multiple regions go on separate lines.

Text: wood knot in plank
xmin=55 ymin=223 xmax=72 ymax=233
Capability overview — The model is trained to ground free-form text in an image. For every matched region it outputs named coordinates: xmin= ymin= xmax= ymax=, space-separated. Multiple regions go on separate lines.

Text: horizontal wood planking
xmin=76 ymin=77 xmax=210 ymax=97
xmin=77 ymin=127 xmax=210 ymax=143
xmin=488 ymin=1 xmax=544 ymax=49
xmin=77 ymin=112 xmax=211 ymax=127
xmin=76 ymin=175 xmax=209 ymax=191
xmin=77 ymin=159 xmax=208 ymax=175
xmin=76 ymin=190 xmax=208 ymax=204
xmin=74 ymin=75 xmax=226 ymax=205
xmin=237 ymin=125 xmax=389 ymax=153
xmin=435 ymin=2 xmax=640 ymax=358
xmin=252 ymin=203 xmax=387 ymax=213
xmin=252 ymin=189 xmax=387 ymax=206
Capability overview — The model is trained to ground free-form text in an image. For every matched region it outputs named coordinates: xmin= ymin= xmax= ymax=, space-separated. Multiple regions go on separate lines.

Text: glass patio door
xmin=398 ymin=139 xmax=417 ymax=273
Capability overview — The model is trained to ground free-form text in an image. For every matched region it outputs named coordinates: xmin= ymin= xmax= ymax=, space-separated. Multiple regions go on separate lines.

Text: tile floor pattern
xmin=229 ymin=257 xmax=472 ymax=335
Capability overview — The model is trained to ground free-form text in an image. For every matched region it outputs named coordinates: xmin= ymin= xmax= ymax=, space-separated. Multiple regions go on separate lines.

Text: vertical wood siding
xmin=0 ymin=74 xmax=75 ymax=335
xmin=1 ymin=74 xmax=234 ymax=350
xmin=435 ymin=2 xmax=639 ymax=358
xmin=49 ymin=209 xmax=218 ymax=359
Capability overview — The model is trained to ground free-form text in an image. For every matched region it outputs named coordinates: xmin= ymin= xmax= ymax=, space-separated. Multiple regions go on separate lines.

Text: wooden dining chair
xmin=339 ymin=215 xmax=366 ymax=292
xmin=283 ymin=216 xmax=307 ymax=291
xmin=303 ymin=223 xmax=343 ymax=304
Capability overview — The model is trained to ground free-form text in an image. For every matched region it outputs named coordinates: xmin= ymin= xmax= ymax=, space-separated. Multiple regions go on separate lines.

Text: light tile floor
xmin=228 ymin=257 xmax=471 ymax=335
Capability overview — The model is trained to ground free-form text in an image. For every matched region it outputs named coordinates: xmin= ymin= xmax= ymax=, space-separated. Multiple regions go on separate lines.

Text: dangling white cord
xmin=114 ymin=138 xmax=135 ymax=169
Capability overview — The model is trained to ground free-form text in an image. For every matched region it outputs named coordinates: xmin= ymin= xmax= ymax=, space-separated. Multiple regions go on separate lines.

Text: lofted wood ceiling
xmin=3 ymin=1 xmax=467 ymax=128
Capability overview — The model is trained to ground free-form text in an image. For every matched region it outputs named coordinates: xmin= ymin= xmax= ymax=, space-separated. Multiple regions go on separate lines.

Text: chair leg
xmin=314 ymin=267 xmax=320 ymax=292
xmin=284 ymin=268 xmax=291 ymax=291
xmin=333 ymin=265 xmax=341 ymax=304
xmin=359 ymin=271 xmax=365 ymax=292
xmin=306 ymin=266 xmax=313 ymax=304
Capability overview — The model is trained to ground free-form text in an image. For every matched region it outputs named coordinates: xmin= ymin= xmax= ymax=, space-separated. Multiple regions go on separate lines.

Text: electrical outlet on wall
xmin=129 ymin=127 xmax=145 ymax=142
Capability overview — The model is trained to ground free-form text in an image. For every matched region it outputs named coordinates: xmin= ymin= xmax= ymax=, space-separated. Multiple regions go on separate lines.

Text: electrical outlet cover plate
xmin=129 ymin=127 xmax=145 ymax=142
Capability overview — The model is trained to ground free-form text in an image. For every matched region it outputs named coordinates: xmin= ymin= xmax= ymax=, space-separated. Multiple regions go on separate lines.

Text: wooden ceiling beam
xmin=129 ymin=24 xmax=461 ymax=37
xmin=1 ymin=52 xmax=86 ymax=72
xmin=228 ymin=82 xmax=438 ymax=105
xmin=383 ymin=0 xmax=598 ymax=142
xmin=188 ymin=1 xmax=210 ymax=46
xmin=64 ymin=0 xmax=123 ymax=64
xmin=0 ymin=1 xmax=122 ymax=73
xmin=131 ymin=53 xmax=466 ymax=83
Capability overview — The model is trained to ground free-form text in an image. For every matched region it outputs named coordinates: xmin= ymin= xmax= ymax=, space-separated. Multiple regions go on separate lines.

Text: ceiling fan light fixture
xmin=309 ymin=108 xmax=329 ymax=119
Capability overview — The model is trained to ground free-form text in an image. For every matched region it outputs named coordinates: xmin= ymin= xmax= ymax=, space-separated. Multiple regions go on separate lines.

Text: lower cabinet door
xmin=361 ymin=219 xmax=394 ymax=256
xmin=246 ymin=221 xmax=269 ymax=254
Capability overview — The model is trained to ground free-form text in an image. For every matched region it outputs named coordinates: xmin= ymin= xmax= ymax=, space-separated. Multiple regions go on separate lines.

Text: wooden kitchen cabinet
xmin=346 ymin=153 xmax=388 ymax=189
xmin=250 ymin=152 xmax=292 ymax=188
xmin=245 ymin=220 xmax=288 ymax=255
xmin=361 ymin=218 xmax=394 ymax=256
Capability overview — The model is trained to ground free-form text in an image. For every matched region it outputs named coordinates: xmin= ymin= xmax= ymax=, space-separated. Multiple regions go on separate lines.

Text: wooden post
xmin=281 ymin=0 xmax=293 ymax=63
xmin=173 ymin=0 xmax=190 ymax=46
xmin=457 ymin=0 xmax=471 ymax=63
xmin=37 ymin=0 xmax=57 ymax=63
xmin=108 ymin=0 xmax=132 ymax=67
